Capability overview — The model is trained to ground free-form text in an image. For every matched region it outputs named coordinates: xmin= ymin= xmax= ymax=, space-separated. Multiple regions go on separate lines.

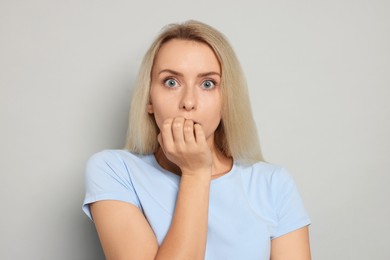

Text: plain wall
xmin=1 ymin=0 xmax=389 ymax=259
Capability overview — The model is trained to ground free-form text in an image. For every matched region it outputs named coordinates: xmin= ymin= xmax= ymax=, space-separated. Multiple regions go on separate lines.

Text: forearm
xmin=155 ymin=174 xmax=211 ymax=260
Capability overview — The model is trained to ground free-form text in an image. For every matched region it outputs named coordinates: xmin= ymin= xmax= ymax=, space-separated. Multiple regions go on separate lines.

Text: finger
xmin=172 ymin=117 xmax=185 ymax=144
xmin=183 ymin=119 xmax=195 ymax=143
xmin=160 ymin=118 xmax=174 ymax=150
xmin=194 ymin=123 xmax=206 ymax=143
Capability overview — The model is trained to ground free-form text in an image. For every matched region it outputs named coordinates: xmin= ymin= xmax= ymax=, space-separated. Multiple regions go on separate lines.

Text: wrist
xmin=180 ymin=170 xmax=212 ymax=183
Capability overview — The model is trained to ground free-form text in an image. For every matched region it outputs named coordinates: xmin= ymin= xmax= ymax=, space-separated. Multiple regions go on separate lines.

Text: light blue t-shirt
xmin=83 ymin=150 xmax=310 ymax=260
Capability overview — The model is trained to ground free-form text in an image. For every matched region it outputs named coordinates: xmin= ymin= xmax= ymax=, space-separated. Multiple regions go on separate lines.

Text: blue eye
xmin=164 ymin=79 xmax=178 ymax=88
xmin=202 ymin=80 xmax=215 ymax=89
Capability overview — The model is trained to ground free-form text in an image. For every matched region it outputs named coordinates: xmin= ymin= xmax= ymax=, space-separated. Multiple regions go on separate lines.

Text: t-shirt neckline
xmin=148 ymin=153 xmax=237 ymax=184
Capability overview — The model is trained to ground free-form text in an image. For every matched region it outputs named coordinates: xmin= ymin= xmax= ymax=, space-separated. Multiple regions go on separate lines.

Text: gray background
xmin=1 ymin=0 xmax=389 ymax=259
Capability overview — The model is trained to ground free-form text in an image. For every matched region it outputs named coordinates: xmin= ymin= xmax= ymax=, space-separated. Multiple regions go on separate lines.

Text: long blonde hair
xmin=125 ymin=20 xmax=263 ymax=164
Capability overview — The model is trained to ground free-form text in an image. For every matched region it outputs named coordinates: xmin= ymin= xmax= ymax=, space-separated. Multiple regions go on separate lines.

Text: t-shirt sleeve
xmin=82 ymin=150 xmax=141 ymax=221
xmin=271 ymin=167 xmax=311 ymax=239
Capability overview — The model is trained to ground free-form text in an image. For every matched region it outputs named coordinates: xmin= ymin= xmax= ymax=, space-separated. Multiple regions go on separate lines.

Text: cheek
xmin=205 ymin=95 xmax=222 ymax=117
xmin=202 ymin=99 xmax=222 ymax=130
xmin=149 ymin=101 xmax=174 ymax=130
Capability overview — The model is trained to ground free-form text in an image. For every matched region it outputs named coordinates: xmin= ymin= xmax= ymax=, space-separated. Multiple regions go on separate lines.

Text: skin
xmin=90 ymin=39 xmax=311 ymax=260
xmin=147 ymin=39 xmax=232 ymax=178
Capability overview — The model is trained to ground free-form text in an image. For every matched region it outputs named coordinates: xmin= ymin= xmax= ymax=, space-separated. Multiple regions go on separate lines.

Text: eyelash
xmin=161 ymin=77 xmax=218 ymax=90
xmin=163 ymin=78 xmax=180 ymax=88
xmin=201 ymin=80 xmax=216 ymax=90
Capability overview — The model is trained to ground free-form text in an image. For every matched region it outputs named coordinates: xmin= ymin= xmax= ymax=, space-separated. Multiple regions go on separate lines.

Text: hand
xmin=157 ymin=117 xmax=213 ymax=177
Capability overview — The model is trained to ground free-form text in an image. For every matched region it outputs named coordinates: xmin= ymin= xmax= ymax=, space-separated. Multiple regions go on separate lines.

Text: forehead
xmin=153 ymin=39 xmax=221 ymax=73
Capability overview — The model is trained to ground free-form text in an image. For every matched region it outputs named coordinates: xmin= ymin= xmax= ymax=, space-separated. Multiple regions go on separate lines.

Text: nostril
xmin=181 ymin=102 xmax=196 ymax=110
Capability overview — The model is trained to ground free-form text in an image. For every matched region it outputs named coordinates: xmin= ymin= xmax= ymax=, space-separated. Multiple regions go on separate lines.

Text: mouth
xmin=184 ymin=117 xmax=200 ymax=125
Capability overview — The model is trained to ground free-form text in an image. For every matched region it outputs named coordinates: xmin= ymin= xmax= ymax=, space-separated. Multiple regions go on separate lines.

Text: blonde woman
xmin=83 ymin=20 xmax=311 ymax=260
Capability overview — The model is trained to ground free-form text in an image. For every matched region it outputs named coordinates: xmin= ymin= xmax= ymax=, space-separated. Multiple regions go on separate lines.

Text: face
xmin=148 ymin=39 xmax=222 ymax=143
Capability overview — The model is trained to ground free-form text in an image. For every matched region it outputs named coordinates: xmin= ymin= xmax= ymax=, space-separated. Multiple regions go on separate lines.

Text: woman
xmin=83 ymin=20 xmax=311 ymax=260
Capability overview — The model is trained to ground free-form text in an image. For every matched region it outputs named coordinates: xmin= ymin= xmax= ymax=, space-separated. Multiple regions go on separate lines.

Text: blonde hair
xmin=125 ymin=20 xmax=263 ymax=163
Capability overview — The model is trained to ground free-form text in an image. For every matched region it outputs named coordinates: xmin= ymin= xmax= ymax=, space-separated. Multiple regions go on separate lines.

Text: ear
xmin=147 ymin=103 xmax=154 ymax=114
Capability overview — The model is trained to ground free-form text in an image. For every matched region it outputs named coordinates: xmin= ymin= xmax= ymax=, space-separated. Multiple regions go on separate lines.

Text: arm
xmin=91 ymin=118 xmax=212 ymax=260
xmin=91 ymin=201 xmax=158 ymax=260
xmin=156 ymin=173 xmax=210 ymax=259
xmin=91 ymin=175 xmax=210 ymax=260
xmin=270 ymin=226 xmax=311 ymax=260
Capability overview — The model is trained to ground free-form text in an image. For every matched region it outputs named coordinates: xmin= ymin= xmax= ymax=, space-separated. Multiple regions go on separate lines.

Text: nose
xmin=180 ymin=87 xmax=197 ymax=111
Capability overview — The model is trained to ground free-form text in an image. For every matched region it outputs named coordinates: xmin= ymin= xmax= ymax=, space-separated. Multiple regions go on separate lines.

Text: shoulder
xmin=87 ymin=149 xmax=140 ymax=164
xmin=237 ymin=161 xmax=293 ymax=187
xmin=87 ymin=150 xmax=150 ymax=169
xmin=85 ymin=150 xmax=155 ymax=180
xmin=83 ymin=150 xmax=149 ymax=219
xmin=237 ymin=161 xmax=310 ymax=237
xmin=236 ymin=161 xmax=301 ymax=213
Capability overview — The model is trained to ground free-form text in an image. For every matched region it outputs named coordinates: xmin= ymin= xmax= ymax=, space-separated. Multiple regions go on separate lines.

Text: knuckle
xmin=162 ymin=122 xmax=171 ymax=129
xmin=184 ymin=125 xmax=192 ymax=132
xmin=173 ymin=122 xmax=182 ymax=128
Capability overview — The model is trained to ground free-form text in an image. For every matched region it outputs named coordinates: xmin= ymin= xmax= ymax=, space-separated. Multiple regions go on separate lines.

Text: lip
xmin=184 ymin=118 xmax=200 ymax=125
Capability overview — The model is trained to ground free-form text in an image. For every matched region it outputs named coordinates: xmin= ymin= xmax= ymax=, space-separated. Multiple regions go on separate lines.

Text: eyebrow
xmin=158 ymin=69 xmax=221 ymax=78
